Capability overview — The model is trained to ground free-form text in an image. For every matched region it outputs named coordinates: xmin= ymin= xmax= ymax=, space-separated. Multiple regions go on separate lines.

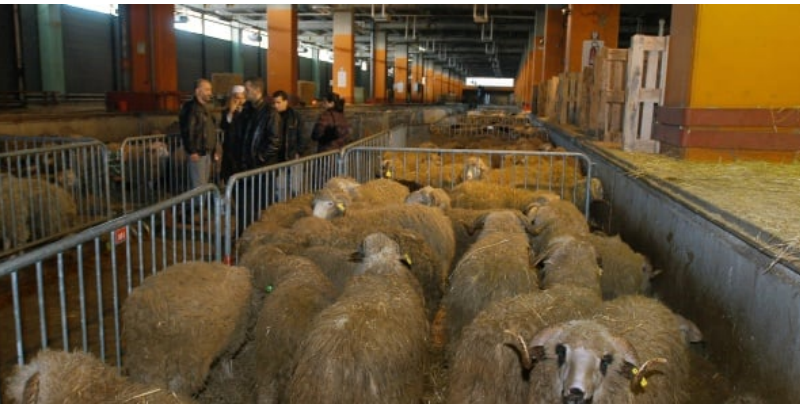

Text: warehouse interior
xmin=1 ymin=4 xmax=799 ymax=404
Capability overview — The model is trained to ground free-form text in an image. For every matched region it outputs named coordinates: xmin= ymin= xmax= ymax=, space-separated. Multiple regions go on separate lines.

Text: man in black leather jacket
xmin=239 ymin=77 xmax=275 ymax=170
xmin=178 ymin=78 xmax=218 ymax=189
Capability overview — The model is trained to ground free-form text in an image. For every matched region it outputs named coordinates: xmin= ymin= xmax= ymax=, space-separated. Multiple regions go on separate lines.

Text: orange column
xmin=373 ymin=30 xmax=387 ymax=103
xmin=541 ymin=5 xmax=566 ymax=82
xmin=565 ymin=4 xmax=620 ymax=73
xmin=267 ymin=4 xmax=298 ymax=97
xmin=394 ymin=44 xmax=408 ymax=103
xmin=126 ymin=5 xmax=177 ymax=94
xmin=434 ymin=66 xmax=442 ymax=103
xmin=425 ymin=66 xmax=434 ymax=104
xmin=411 ymin=57 xmax=422 ymax=102
xmin=332 ymin=10 xmax=355 ymax=104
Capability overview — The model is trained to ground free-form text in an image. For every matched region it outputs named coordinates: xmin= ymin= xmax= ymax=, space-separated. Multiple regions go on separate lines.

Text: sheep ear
xmin=528 ymin=324 xmax=565 ymax=354
xmin=22 ymin=371 xmax=40 ymax=404
xmin=467 ymin=212 xmax=489 ymax=236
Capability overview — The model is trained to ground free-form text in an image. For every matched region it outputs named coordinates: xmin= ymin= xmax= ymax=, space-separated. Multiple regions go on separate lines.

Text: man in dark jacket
xmin=240 ymin=77 xmax=275 ymax=170
xmin=179 ymin=78 xmax=218 ymax=189
xmin=270 ymin=90 xmax=308 ymax=200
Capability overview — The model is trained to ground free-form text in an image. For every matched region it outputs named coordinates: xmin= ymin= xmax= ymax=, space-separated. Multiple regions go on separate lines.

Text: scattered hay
xmin=607 ymin=150 xmax=800 ymax=265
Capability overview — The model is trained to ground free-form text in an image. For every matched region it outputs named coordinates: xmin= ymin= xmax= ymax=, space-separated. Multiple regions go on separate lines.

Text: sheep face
xmin=463 ymin=156 xmax=489 ymax=181
xmin=405 ymin=186 xmax=434 ymax=206
xmin=529 ymin=320 xmax=639 ymax=404
xmin=312 ymin=189 xmax=348 ymax=219
xmin=350 ymin=233 xmax=410 ymax=276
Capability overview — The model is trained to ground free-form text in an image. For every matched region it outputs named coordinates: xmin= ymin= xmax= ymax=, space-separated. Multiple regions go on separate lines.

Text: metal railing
xmin=342 ymin=146 xmax=593 ymax=217
xmin=118 ymin=132 xmax=223 ymax=213
xmin=1 ymin=141 xmax=112 ymax=259
xmin=0 ymin=134 xmax=96 ymax=154
xmin=0 ymin=185 xmax=221 ymax=391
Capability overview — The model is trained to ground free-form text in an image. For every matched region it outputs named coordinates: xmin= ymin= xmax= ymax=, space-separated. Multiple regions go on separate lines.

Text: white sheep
xmin=517 ymin=295 xmax=691 ymax=404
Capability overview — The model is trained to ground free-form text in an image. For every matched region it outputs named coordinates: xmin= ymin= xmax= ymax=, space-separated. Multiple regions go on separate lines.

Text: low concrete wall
xmin=545 ymin=121 xmax=799 ymax=402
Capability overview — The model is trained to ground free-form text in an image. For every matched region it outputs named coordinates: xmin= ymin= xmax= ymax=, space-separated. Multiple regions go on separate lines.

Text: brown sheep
xmin=5 ymin=349 xmax=196 ymax=404
xmin=254 ymin=259 xmax=338 ymax=404
xmin=538 ymin=235 xmax=603 ymax=295
xmin=286 ymin=233 xmax=429 ymax=404
xmin=443 ymin=210 xmax=539 ymax=348
xmin=446 ymin=285 xmax=602 ymax=404
xmin=122 ymin=262 xmax=252 ymax=396
xmin=586 ymin=232 xmax=660 ymax=300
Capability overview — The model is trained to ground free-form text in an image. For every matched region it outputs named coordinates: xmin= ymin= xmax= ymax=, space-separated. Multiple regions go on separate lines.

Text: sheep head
xmin=524 ymin=320 xmax=644 ymax=404
xmin=311 ymin=188 xmax=349 ymax=219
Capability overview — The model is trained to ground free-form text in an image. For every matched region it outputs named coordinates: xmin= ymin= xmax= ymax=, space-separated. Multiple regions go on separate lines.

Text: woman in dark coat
xmin=311 ymin=93 xmax=351 ymax=153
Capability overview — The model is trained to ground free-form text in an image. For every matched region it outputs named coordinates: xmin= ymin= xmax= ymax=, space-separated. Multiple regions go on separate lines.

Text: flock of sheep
xmin=4 ymin=170 xmax=766 ymax=403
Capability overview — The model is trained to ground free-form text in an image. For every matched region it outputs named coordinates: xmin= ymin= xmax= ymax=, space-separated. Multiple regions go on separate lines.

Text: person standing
xmin=179 ymin=78 xmax=218 ymax=189
xmin=271 ymin=90 xmax=308 ymax=200
xmin=219 ymin=84 xmax=246 ymax=184
xmin=311 ymin=92 xmax=350 ymax=153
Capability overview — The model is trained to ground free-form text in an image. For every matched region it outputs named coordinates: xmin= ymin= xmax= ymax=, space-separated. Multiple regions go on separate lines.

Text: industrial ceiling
xmin=179 ymin=4 xmax=672 ymax=79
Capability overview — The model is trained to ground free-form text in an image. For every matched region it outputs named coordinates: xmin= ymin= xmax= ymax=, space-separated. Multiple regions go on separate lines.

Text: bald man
xmin=179 ymin=78 xmax=218 ymax=189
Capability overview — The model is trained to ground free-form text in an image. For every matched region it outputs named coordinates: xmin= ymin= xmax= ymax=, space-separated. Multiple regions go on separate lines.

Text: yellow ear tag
xmin=403 ymin=253 xmax=412 ymax=265
xmin=336 ymin=202 xmax=345 ymax=212
xmin=631 ymin=367 xmax=647 ymax=389
xmin=385 ymin=170 xmax=392 ymax=178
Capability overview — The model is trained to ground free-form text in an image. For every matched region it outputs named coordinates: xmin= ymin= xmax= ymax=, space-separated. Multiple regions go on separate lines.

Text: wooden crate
xmin=623 ymin=35 xmax=669 ymax=153
xmin=557 ymin=72 xmax=581 ymax=126
xmin=544 ymin=76 xmax=560 ymax=120
xmin=593 ymin=48 xmax=628 ymax=143
xmin=297 ymin=80 xmax=316 ymax=106
xmin=211 ymin=73 xmax=243 ymax=98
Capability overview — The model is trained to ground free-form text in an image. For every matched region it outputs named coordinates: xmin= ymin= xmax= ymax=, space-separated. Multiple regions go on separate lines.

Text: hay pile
xmin=608 ymin=150 xmax=800 ymax=265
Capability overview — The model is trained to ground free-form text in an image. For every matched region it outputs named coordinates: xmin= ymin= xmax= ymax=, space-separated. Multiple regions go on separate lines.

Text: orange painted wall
xmin=566 ymin=4 xmax=619 ymax=73
xmin=542 ymin=7 xmax=566 ymax=82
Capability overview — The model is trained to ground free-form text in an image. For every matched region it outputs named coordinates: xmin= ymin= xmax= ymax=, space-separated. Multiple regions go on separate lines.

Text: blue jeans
xmin=188 ymin=155 xmax=211 ymax=189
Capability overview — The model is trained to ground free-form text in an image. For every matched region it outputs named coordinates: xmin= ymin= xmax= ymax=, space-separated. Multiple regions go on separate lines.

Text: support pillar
xmin=373 ymin=29 xmax=387 ymax=103
xmin=565 ymin=4 xmax=619 ymax=73
xmin=231 ymin=27 xmax=243 ymax=76
xmin=267 ymin=4 xmax=298 ymax=97
xmin=332 ymin=10 xmax=355 ymax=104
xmin=311 ymin=47 xmax=321 ymax=98
xmin=37 ymin=4 xmax=65 ymax=96
xmin=394 ymin=44 xmax=408 ymax=103
xmin=124 ymin=4 xmax=178 ymax=110
xmin=541 ymin=5 xmax=566 ymax=82
xmin=655 ymin=5 xmax=800 ymax=162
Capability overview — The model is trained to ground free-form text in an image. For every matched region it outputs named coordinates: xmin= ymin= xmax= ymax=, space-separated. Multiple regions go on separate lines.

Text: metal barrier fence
xmin=0 ymin=134 xmax=96 ymax=154
xmin=429 ymin=112 xmax=542 ymax=139
xmin=1 ymin=141 xmax=112 ymax=259
xmin=342 ymin=146 xmax=593 ymax=217
xmin=0 ymin=185 xmax=221 ymax=393
xmin=118 ymin=132 xmax=223 ymax=213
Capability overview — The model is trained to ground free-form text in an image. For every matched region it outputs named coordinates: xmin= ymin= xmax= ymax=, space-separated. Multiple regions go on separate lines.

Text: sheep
xmin=286 ymin=233 xmax=429 ymax=404
xmin=443 ymin=210 xmax=540 ymax=347
xmin=329 ymin=204 xmax=456 ymax=278
xmin=443 ymin=207 xmax=502 ymax=264
xmin=514 ymin=295 xmax=691 ymax=404
xmin=119 ymin=140 xmax=171 ymax=198
xmin=449 ymin=180 xmax=561 ymax=212
xmin=350 ymin=178 xmax=410 ymax=206
xmin=527 ymin=199 xmax=590 ymax=253
xmin=5 ymin=349 xmax=195 ymax=403
xmin=0 ymin=174 xmax=31 ymax=250
xmin=446 ymin=285 xmax=602 ymax=404
xmin=254 ymin=258 xmax=338 ymax=404
xmin=537 ymin=235 xmax=603 ymax=295
xmin=586 ymin=232 xmax=660 ymax=300
xmin=311 ymin=177 xmax=410 ymax=220
xmin=122 ymin=262 xmax=252 ymax=396
xmin=405 ymin=185 xmax=452 ymax=210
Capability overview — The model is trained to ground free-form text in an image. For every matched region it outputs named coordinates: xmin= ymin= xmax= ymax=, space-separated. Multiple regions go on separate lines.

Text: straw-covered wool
xmin=286 ymin=234 xmax=429 ymax=404
xmin=443 ymin=210 xmax=539 ymax=348
xmin=446 ymin=285 xmax=601 ymax=404
xmin=586 ymin=232 xmax=656 ymax=299
xmin=254 ymin=259 xmax=337 ymax=404
xmin=0 ymin=174 xmax=31 ymax=248
xmin=449 ymin=180 xmax=560 ymax=212
xmin=122 ymin=262 xmax=253 ymax=396
xmin=5 ymin=349 xmax=195 ymax=404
